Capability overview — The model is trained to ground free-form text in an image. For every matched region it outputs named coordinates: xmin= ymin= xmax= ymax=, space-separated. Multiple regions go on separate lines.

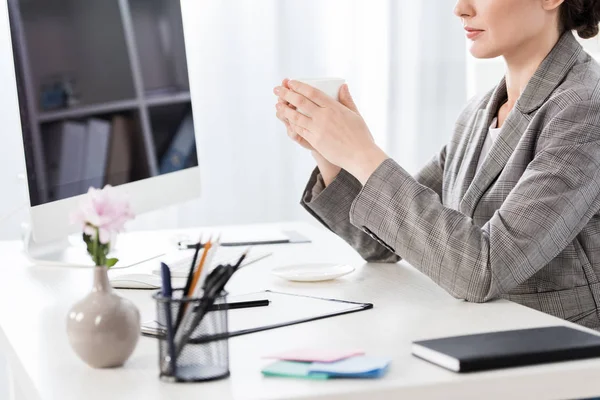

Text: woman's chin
xmin=469 ymin=44 xmax=501 ymax=60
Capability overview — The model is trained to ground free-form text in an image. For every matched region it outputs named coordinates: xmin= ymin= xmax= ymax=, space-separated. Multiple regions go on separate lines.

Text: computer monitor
xmin=4 ymin=0 xmax=201 ymax=266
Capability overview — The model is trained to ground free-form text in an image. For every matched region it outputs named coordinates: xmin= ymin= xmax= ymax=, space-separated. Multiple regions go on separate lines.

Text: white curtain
xmin=130 ymin=0 xmax=467 ymax=231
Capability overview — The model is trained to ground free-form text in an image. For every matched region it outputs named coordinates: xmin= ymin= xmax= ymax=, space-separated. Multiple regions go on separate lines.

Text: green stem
xmin=94 ymin=227 xmax=99 ymax=266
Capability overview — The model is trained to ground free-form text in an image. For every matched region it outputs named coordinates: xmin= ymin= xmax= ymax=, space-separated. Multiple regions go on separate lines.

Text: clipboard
xmin=177 ymin=230 xmax=311 ymax=249
xmin=143 ymin=290 xmax=373 ymax=343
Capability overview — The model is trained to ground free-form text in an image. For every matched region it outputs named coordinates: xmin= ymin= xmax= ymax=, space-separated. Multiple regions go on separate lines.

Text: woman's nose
xmin=454 ymin=0 xmax=474 ymax=19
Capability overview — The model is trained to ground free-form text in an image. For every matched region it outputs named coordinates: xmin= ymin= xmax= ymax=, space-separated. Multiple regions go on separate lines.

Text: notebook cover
xmin=412 ymin=326 xmax=600 ymax=373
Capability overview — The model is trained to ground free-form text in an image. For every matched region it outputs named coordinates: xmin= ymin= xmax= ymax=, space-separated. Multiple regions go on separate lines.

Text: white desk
xmin=1 ymin=222 xmax=600 ymax=400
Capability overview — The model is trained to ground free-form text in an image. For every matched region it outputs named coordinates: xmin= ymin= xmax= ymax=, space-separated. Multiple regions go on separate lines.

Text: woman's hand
xmin=275 ymin=78 xmax=314 ymax=151
xmin=274 ymin=78 xmax=341 ymax=186
xmin=274 ymin=80 xmax=388 ymax=185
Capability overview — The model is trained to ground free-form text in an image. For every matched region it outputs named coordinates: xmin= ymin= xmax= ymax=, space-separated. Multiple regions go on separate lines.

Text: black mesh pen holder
xmin=154 ymin=289 xmax=230 ymax=383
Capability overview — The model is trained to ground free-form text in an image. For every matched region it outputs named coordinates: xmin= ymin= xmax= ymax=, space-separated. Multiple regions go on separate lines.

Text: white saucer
xmin=271 ymin=263 xmax=355 ymax=282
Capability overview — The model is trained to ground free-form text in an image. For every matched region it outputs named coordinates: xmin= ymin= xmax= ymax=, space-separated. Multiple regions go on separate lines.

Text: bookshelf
xmin=37 ymin=99 xmax=140 ymax=123
xmin=8 ymin=0 xmax=195 ymax=203
xmin=466 ymin=35 xmax=600 ymax=98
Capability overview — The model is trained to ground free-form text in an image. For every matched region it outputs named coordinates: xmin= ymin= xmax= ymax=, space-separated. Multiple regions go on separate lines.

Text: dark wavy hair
xmin=560 ymin=0 xmax=600 ymax=39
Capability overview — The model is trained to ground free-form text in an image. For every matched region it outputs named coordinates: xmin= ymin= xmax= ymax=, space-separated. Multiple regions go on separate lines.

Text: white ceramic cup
xmin=293 ymin=77 xmax=346 ymax=115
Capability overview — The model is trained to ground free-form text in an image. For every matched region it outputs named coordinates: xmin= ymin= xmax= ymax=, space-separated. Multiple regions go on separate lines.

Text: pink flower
xmin=70 ymin=185 xmax=135 ymax=244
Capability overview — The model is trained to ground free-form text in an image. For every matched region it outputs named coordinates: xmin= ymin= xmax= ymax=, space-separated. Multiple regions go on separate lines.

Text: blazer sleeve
xmin=301 ymin=167 xmax=400 ymax=263
xmin=349 ymin=101 xmax=600 ymax=302
xmin=413 ymin=145 xmax=447 ymax=201
xmin=300 ymin=146 xmax=447 ymax=263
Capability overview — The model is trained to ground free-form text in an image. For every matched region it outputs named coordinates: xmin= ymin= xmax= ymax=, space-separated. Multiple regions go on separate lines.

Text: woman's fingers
xmin=277 ymin=106 xmax=314 ymax=150
xmin=274 ymin=86 xmax=318 ymax=116
xmin=278 ymin=97 xmax=296 ymax=111
xmin=285 ymin=121 xmax=299 ymax=141
xmin=291 ymin=123 xmax=309 ymax=141
xmin=288 ymin=80 xmax=332 ymax=108
xmin=278 ymin=103 xmax=312 ymax=130
xmin=275 ymin=96 xmax=314 ymax=150
xmin=276 ymin=78 xmax=298 ymax=111
xmin=275 ymin=106 xmax=286 ymax=123
xmin=288 ymin=122 xmax=314 ymax=150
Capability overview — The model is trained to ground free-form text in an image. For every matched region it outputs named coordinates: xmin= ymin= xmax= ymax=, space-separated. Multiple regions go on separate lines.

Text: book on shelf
xmin=159 ymin=111 xmax=196 ymax=174
xmin=53 ymin=121 xmax=87 ymax=200
xmin=144 ymin=86 xmax=182 ymax=97
xmin=81 ymin=118 xmax=111 ymax=192
xmin=104 ymin=115 xmax=132 ymax=186
xmin=43 ymin=123 xmax=62 ymax=200
xmin=44 ymin=115 xmax=136 ymax=201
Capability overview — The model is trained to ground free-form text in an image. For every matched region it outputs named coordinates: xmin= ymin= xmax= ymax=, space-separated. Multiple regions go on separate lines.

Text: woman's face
xmin=454 ymin=0 xmax=563 ymax=59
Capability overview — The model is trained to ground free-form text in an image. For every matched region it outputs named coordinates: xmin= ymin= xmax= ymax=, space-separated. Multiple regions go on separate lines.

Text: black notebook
xmin=412 ymin=326 xmax=600 ymax=373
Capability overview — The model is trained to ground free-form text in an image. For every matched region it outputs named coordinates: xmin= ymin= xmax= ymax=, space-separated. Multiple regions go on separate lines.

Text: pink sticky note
xmin=263 ymin=348 xmax=365 ymax=363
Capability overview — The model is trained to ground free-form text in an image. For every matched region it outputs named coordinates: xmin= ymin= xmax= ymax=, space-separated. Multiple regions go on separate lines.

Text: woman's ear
xmin=542 ymin=0 xmax=565 ymax=11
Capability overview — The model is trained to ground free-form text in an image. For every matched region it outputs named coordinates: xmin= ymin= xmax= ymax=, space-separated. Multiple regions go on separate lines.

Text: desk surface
xmin=1 ymin=222 xmax=600 ymax=400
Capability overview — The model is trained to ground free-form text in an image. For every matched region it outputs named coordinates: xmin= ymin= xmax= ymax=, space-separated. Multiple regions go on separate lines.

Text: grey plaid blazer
xmin=301 ymin=31 xmax=600 ymax=329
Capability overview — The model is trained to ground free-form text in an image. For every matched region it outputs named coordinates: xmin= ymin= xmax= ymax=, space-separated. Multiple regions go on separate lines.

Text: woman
xmin=274 ymin=0 xmax=600 ymax=329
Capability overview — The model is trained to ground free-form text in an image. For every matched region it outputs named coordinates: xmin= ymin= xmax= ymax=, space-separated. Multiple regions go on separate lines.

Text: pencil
xmin=187 ymin=239 xmax=213 ymax=298
xmin=197 ymin=234 xmax=221 ymax=287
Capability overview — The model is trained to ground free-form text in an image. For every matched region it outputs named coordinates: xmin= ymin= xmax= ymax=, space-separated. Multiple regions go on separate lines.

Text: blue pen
xmin=160 ymin=262 xmax=177 ymax=375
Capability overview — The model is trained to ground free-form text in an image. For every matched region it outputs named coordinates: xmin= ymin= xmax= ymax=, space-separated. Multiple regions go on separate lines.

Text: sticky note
xmin=309 ymin=356 xmax=391 ymax=378
xmin=261 ymin=361 xmax=329 ymax=380
xmin=263 ymin=348 xmax=365 ymax=363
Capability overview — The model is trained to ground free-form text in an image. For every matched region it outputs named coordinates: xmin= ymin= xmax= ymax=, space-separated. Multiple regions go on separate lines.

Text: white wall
xmin=0 ymin=351 xmax=10 ymax=400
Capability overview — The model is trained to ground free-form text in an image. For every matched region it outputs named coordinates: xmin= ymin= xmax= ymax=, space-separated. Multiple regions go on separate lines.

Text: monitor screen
xmin=7 ymin=0 xmax=198 ymax=207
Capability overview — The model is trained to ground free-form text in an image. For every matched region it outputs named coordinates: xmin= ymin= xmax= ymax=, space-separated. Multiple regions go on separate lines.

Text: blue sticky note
xmin=309 ymin=356 xmax=391 ymax=378
xmin=262 ymin=361 xmax=329 ymax=380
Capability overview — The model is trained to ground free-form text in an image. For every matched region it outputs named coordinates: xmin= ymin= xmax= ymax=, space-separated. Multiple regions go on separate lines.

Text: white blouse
xmin=476 ymin=117 xmax=502 ymax=172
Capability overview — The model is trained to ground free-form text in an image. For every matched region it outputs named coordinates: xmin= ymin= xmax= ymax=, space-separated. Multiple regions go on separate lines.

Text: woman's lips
xmin=465 ymin=28 xmax=484 ymax=40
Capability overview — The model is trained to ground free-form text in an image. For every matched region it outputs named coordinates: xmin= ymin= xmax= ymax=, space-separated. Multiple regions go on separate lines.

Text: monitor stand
xmin=23 ymin=227 xmax=170 ymax=269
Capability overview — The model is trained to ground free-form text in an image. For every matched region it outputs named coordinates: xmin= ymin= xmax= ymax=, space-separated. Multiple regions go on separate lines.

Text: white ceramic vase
xmin=66 ymin=266 xmax=141 ymax=368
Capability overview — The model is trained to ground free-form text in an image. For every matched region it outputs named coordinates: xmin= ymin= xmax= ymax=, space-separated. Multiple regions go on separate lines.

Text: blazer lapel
xmin=459 ymin=31 xmax=583 ymax=216
xmin=459 ymin=107 xmax=529 ymax=215
xmin=458 ymin=80 xmax=508 ymax=215
xmin=452 ymin=109 xmax=487 ymax=208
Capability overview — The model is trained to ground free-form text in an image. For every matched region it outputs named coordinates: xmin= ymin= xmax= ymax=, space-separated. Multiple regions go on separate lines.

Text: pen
xmin=174 ymin=264 xmax=238 ymax=360
xmin=233 ymin=248 xmax=249 ymax=271
xmin=200 ymin=299 xmax=270 ymax=311
xmin=170 ymin=238 xmax=223 ymax=366
xmin=183 ymin=235 xmax=203 ymax=298
xmin=178 ymin=239 xmax=289 ymax=249
xmin=172 ymin=238 xmax=213 ymax=343
xmin=175 ymin=235 xmax=203 ymax=331
xmin=160 ymin=262 xmax=176 ymax=376
xmin=143 ymin=299 xmax=271 ymax=339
